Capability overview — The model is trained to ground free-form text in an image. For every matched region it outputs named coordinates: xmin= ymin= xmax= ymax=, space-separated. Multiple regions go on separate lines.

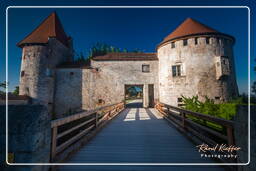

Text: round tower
xmin=17 ymin=12 xmax=72 ymax=109
xmin=157 ymin=18 xmax=238 ymax=106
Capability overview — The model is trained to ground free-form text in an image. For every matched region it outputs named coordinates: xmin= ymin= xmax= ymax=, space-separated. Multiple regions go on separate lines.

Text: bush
xmin=181 ymin=95 xmax=239 ymax=120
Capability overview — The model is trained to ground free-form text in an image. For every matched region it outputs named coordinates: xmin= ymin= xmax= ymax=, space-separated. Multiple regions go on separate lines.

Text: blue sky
xmin=0 ymin=0 xmax=255 ymax=95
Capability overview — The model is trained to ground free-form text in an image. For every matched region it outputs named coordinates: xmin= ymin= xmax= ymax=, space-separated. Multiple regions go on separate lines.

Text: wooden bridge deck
xmin=58 ymin=106 xmax=225 ymax=171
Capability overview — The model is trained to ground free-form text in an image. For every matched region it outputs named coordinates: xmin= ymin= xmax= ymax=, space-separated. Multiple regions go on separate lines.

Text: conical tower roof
xmin=17 ymin=12 xmax=69 ymax=47
xmin=161 ymin=18 xmax=219 ymax=44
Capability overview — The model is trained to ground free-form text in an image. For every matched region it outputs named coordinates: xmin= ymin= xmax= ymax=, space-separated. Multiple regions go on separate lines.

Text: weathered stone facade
xmin=53 ymin=60 xmax=158 ymax=117
xmin=158 ymin=36 xmax=238 ymax=106
xmin=54 ymin=68 xmax=83 ymax=117
xmin=18 ymin=15 xmax=239 ymax=118
xmin=0 ymin=104 xmax=51 ymax=169
xmin=19 ymin=38 xmax=73 ymax=112
xmin=84 ymin=60 xmax=159 ymax=110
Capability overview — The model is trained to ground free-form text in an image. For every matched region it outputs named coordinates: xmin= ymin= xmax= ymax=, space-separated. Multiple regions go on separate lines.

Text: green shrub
xmin=181 ymin=95 xmax=238 ymax=120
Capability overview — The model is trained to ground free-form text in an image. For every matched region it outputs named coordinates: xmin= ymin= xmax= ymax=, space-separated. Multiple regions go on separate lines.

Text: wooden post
xmin=166 ymin=107 xmax=169 ymax=114
xmin=182 ymin=112 xmax=186 ymax=128
xmin=226 ymin=126 xmax=234 ymax=145
xmin=95 ymin=113 xmax=98 ymax=128
xmin=51 ymin=126 xmax=57 ymax=161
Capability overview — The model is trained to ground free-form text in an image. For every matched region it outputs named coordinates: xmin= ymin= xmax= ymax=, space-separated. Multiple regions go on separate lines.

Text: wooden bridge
xmin=50 ymin=100 xmax=235 ymax=170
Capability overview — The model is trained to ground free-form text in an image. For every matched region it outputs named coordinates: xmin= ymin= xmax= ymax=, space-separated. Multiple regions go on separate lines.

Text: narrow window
xmin=195 ymin=38 xmax=198 ymax=45
xmin=70 ymin=72 xmax=74 ymax=75
xmin=215 ymin=97 xmax=220 ymax=100
xmin=171 ymin=42 xmax=175 ymax=48
xmin=206 ymin=37 xmax=210 ymax=44
xmin=172 ymin=65 xmax=181 ymax=77
xmin=21 ymin=71 xmax=25 ymax=77
xmin=216 ymin=38 xmax=220 ymax=44
xmin=142 ymin=64 xmax=150 ymax=72
xmin=177 ymin=98 xmax=183 ymax=102
xmin=183 ymin=39 xmax=188 ymax=46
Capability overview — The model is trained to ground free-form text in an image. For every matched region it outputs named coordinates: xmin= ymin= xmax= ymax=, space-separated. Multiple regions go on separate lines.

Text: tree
xmin=0 ymin=81 xmax=7 ymax=89
xmin=13 ymin=86 xmax=19 ymax=95
xmin=76 ymin=52 xmax=86 ymax=62
xmin=0 ymin=81 xmax=8 ymax=94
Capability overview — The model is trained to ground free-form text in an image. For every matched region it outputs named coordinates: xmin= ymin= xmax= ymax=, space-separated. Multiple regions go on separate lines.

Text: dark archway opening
xmin=124 ymin=85 xmax=143 ymax=108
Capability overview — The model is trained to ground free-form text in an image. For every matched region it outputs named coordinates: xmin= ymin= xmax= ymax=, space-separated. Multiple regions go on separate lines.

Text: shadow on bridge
xmin=58 ymin=106 xmax=224 ymax=171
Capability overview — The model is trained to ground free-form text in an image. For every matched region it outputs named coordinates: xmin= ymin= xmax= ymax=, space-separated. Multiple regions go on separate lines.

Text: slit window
xmin=206 ymin=37 xmax=210 ymax=44
xmin=183 ymin=39 xmax=188 ymax=46
xmin=171 ymin=42 xmax=175 ymax=48
xmin=216 ymin=38 xmax=220 ymax=44
xmin=172 ymin=65 xmax=181 ymax=77
xmin=215 ymin=97 xmax=220 ymax=100
xmin=21 ymin=71 xmax=25 ymax=77
xmin=142 ymin=64 xmax=150 ymax=72
xmin=177 ymin=98 xmax=183 ymax=102
xmin=195 ymin=38 xmax=198 ymax=45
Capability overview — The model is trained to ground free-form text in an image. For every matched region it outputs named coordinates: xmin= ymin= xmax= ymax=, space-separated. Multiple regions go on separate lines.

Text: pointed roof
xmin=161 ymin=18 xmax=219 ymax=44
xmin=17 ymin=12 xmax=69 ymax=47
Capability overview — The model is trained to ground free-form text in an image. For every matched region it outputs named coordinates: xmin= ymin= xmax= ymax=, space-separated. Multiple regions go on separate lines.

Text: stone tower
xmin=157 ymin=18 xmax=238 ymax=106
xmin=17 ymin=12 xmax=73 ymax=111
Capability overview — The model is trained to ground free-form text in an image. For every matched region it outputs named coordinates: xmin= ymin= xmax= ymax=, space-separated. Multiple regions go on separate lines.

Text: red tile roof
xmin=17 ymin=12 xmax=69 ymax=47
xmin=161 ymin=18 xmax=219 ymax=44
xmin=92 ymin=53 xmax=158 ymax=61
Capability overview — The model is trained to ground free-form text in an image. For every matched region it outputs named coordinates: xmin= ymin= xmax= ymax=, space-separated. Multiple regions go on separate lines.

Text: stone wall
xmin=82 ymin=60 xmax=159 ymax=110
xmin=158 ymin=36 xmax=238 ymax=106
xmin=0 ymin=104 xmax=51 ymax=171
xmin=234 ymin=105 xmax=256 ymax=171
xmin=19 ymin=38 xmax=73 ymax=113
xmin=54 ymin=68 xmax=83 ymax=118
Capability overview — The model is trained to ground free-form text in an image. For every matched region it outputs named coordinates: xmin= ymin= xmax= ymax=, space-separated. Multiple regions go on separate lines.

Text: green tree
xmin=13 ymin=86 xmax=19 ymax=95
xmin=0 ymin=81 xmax=7 ymax=89
xmin=76 ymin=52 xmax=86 ymax=62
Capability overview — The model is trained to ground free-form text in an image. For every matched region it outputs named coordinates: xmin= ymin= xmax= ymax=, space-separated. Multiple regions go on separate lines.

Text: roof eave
xmin=156 ymin=32 xmax=235 ymax=50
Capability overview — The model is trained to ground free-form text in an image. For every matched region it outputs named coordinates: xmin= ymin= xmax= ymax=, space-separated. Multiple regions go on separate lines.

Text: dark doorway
xmin=148 ymin=84 xmax=154 ymax=107
xmin=124 ymin=85 xmax=143 ymax=108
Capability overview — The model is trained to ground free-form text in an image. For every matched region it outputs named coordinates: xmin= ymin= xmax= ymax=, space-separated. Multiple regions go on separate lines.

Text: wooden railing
xmin=155 ymin=102 xmax=235 ymax=146
xmin=50 ymin=102 xmax=124 ymax=161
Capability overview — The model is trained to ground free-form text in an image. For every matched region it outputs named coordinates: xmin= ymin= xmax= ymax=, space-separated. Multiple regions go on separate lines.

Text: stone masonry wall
xmin=82 ymin=60 xmax=159 ymax=110
xmin=19 ymin=38 xmax=72 ymax=113
xmin=53 ymin=60 xmax=158 ymax=116
xmin=54 ymin=68 xmax=83 ymax=118
xmin=0 ymin=105 xmax=51 ymax=171
xmin=234 ymin=105 xmax=256 ymax=171
xmin=158 ymin=36 xmax=238 ymax=106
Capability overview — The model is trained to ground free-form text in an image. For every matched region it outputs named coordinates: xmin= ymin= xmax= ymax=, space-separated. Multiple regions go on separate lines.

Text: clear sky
xmin=0 ymin=0 xmax=255 ymax=95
